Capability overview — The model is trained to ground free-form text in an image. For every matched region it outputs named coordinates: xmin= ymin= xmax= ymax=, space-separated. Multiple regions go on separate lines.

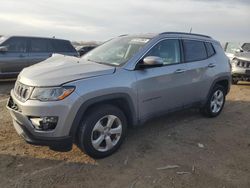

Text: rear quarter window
xmin=183 ymin=40 xmax=207 ymax=62
xmin=205 ymin=42 xmax=216 ymax=57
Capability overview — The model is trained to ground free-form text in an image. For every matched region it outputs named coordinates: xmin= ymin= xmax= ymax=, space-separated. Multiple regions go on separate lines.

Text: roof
xmin=159 ymin=32 xmax=212 ymax=39
xmin=1 ymin=35 xmax=69 ymax=41
xmin=119 ymin=32 xmax=213 ymax=41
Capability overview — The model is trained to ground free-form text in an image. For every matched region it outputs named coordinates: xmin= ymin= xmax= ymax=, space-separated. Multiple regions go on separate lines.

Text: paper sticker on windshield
xmin=131 ymin=38 xmax=150 ymax=44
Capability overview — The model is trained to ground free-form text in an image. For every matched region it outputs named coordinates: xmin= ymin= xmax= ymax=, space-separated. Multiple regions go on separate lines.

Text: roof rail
xmin=118 ymin=34 xmax=128 ymax=37
xmin=159 ymin=32 xmax=212 ymax=39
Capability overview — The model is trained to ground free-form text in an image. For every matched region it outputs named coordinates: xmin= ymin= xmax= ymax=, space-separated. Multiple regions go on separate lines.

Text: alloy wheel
xmin=91 ymin=115 xmax=122 ymax=152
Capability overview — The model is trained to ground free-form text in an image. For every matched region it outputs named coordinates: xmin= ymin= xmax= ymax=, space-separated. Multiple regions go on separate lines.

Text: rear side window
xmin=52 ymin=40 xmax=76 ymax=53
xmin=3 ymin=37 xmax=27 ymax=53
xmin=30 ymin=38 xmax=52 ymax=52
xmin=205 ymin=42 xmax=216 ymax=57
xmin=183 ymin=40 xmax=207 ymax=62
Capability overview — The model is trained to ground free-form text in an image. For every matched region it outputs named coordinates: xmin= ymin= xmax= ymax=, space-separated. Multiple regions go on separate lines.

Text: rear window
xmin=205 ymin=42 xmax=216 ymax=57
xmin=52 ymin=40 xmax=76 ymax=53
xmin=183 ymin=40 xmax=207 ymax=62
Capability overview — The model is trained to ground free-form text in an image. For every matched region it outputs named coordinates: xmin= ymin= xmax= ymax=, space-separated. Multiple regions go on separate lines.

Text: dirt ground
xmin=0 ymin=80 xmax=249 ymax=188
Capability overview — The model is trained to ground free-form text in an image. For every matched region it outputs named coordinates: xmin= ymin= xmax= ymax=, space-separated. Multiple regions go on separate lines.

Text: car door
xmin=182 ymin=40 xmax=216 ymax=104
xmin=135 ymin=39 xmax=190 ymax=120
xmin=0 ymin=37 xmax=28 ymax=73
xmin=27 ymin=38 xmax=52 ymax=66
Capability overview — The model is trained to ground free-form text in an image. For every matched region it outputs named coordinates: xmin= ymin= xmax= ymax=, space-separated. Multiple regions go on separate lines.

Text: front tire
xmin=77 ymin=104 xmax=127 ymax=158
xmin=201 ymin=85 xmax=226 ymax=118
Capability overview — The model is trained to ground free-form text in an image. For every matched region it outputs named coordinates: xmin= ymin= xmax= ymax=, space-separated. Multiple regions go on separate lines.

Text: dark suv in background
xmin=0 ymin=36 xmax=78 ymax=78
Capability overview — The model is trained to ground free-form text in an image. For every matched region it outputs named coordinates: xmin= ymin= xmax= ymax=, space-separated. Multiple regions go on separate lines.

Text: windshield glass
xmin=242 ymin=43 xmax=250 ymax=52
xmin=0 ymin=36 xmax=7 ymax=44
xmin=82 ymin=36 xmax=150 ymax=66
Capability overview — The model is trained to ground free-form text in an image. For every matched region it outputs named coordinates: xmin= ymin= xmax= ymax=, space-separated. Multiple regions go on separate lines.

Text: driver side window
xmin=3 ymin=37 xmax=27 ymax=53
xmin=146 ymin=39 xmax=181 ymax=65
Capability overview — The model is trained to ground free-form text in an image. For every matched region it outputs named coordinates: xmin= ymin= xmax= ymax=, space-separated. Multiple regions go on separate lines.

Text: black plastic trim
xmin=69 ymin=93 xmax=137 ymax=138
xmin=14 ymin=120 xmax=72 ymax=151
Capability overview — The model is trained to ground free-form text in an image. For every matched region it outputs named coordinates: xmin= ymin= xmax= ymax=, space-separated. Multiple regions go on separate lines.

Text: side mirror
xmin=139 ymin=56 xmax=163 ymax=68
xmin=235 ymin=48 xmax=243 ymax=53
xmin=0 ymin=46 xmax=8 ymax=53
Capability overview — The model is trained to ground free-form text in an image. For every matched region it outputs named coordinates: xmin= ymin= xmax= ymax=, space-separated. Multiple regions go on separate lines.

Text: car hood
xmin=234 ymin=52 xmax=250 ymax=61
xmin=18 ymin=54 xmax=115 ymax=87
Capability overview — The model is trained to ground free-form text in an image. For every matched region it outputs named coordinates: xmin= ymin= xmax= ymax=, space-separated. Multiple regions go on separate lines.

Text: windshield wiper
xmin=87 ymin=59 xmax=116 ymax=67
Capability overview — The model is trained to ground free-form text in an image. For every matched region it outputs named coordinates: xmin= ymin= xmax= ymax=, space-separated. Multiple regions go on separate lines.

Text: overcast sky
xmin=0 ymin=0 xmax=249 ymax=42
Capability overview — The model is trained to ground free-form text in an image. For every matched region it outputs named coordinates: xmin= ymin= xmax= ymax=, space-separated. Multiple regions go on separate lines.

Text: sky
xmin=0 ymin=0 xmax=249 ymax=42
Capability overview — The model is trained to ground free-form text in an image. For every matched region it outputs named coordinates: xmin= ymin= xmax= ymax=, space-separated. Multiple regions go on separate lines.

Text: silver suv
xmin=224 ymin=42 xmax=250 ymax=84
xmin=7 ymin=32 xmax=231 ymax=158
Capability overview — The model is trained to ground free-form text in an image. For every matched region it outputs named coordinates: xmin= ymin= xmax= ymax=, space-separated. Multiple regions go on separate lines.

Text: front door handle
xmin=208 ymin=63 xmax=216 ymax=68
xmin=175 ymin=69 xmax=186 ymax=73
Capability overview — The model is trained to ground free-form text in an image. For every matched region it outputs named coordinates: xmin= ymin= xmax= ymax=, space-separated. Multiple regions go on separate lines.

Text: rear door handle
xmin=175 ymin=69 xmax=186 ymax=73
xmin=208 ymin=63 xmax=216 ymax=68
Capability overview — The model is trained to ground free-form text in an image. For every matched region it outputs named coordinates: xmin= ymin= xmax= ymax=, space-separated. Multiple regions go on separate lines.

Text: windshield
xmin=242 ymin=43 xmax=250 ymax=52
xmin=0 ymin=36 xmax=7 ymax=44
xmin=82 ymin=36 xmax=150 ymax=66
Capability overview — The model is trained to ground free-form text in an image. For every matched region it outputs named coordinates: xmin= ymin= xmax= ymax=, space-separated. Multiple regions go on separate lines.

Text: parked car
xmin=7 ymin=32 xmax=231 ymax=158
xmin=0 ymin=36 xmax=78 ymax=78
xmin=76 ymin=44 xmax=98 ymax=57
xmin=224 ymin=42 xmax=250 ymax=84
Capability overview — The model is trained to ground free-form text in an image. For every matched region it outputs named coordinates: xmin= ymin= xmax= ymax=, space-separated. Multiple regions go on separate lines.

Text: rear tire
xmin=201 ymin=85 xmax=226 ymax=118
xmin=77 ymin=104 xmax=127 ymax=158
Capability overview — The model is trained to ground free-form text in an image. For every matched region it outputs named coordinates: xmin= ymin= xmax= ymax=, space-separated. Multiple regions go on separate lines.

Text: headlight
xmin=30 ymin=86 xmax=75 ymax=101
xmin=231 ymin=58 xmax=239 ymax=64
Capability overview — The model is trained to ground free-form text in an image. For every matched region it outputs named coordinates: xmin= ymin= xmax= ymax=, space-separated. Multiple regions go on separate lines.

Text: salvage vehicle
xmin=0 ymin=36 xmax=78 ymax=78
xmin=7 ymin=32 xmax=231 ymax=158
xmin=224 ymin=42 xmax=250 ymax=84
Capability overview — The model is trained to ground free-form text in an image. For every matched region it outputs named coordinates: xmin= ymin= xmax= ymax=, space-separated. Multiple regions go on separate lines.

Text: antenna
xmin=189 ymin=27 xmax=192 ymax=33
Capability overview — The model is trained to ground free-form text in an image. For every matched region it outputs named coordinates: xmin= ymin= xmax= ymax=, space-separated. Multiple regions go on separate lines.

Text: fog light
xmin=30 ymin=116 xmax=58 ymax=130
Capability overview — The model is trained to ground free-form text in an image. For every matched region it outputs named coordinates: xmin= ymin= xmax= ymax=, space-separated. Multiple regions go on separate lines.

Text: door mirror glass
xmin=140 ymin=56 xmax=163 ymax=68
xmin=0 ymin=46 xmax=8 ymax=53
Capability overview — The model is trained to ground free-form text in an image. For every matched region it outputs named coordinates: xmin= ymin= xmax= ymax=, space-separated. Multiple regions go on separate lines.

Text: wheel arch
xmin=69 ymin=93 xmax=137 ymax=140
xmin=206 ymin=76 xmax=231 ymax=102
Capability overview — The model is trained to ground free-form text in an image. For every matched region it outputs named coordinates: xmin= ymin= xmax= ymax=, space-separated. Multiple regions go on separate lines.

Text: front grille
xmin=237 ymin=60 xmax=250 ymax=68
xmin=14 ymin=82 xmax=33 ymax=102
